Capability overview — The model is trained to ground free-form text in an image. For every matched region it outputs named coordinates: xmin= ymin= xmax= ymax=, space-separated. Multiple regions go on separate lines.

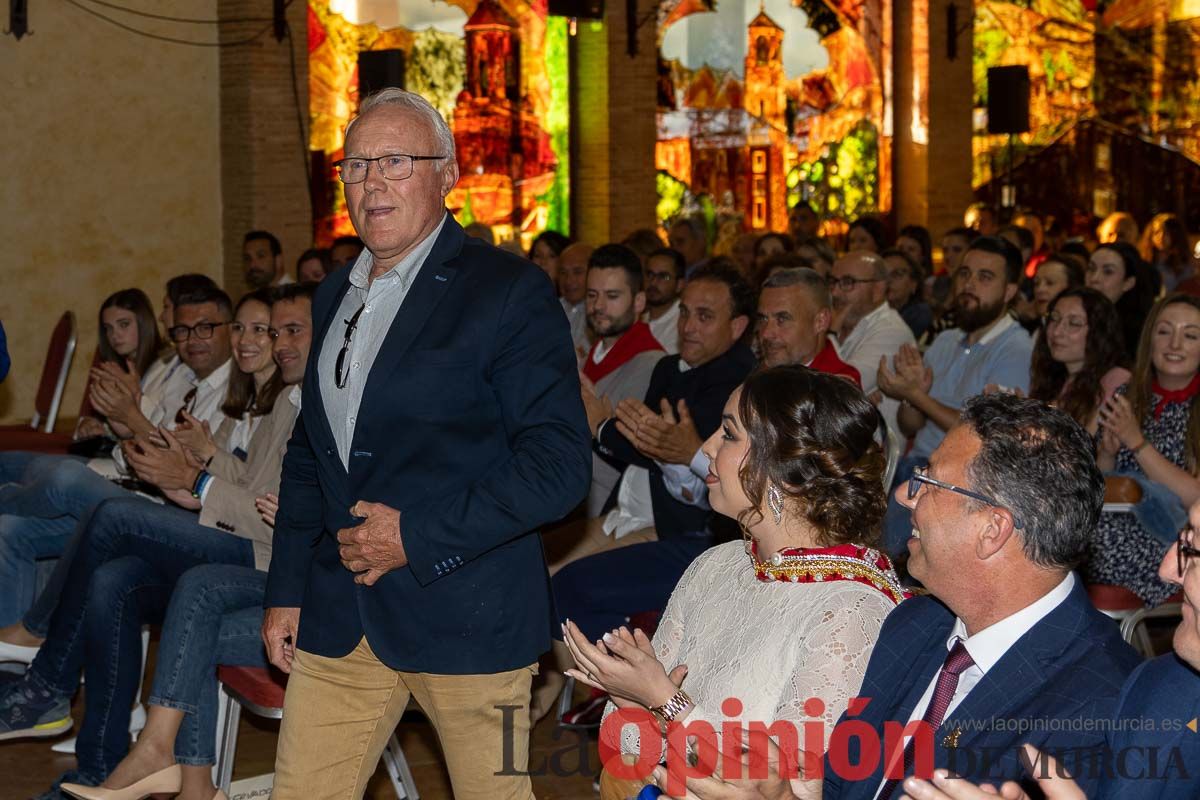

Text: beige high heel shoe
xmin=60 ymin=764 xmax=182 ymax=800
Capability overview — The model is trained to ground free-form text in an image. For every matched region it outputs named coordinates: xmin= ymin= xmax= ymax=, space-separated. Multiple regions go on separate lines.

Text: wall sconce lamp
xmin=7 ymin=0 xmax=29 ymax=40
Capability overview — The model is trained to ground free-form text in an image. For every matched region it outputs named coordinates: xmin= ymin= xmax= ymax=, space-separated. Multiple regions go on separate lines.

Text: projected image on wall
xmin=654 ymin=0 xmax=890 ymax=246
xmin=308 ymin=0 xmax=570 ymax=246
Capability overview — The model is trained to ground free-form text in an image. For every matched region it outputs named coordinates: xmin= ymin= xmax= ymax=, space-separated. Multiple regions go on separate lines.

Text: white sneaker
xmin=0 ymin=640 xmax=39 ymax=664
xmin=49 ymin=704 xmax=147 ymax=753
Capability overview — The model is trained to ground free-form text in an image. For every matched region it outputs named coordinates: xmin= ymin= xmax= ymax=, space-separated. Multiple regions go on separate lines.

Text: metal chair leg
xmin=556 ymin=675 xmax=576 ymax=723
xmin=383 ymin=733 xmax=420 ymax=800
xmin=215 ymin=686 xmax=241 ymax=794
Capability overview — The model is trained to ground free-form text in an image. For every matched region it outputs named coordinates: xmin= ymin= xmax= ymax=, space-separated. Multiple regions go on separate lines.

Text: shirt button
xmin=364 ymin=304 xmax=373 ymax=313
xmin=349 ymin=416 xmax=356 ymax=425
xmin=352 ymin=361 xmax=360 ymax=370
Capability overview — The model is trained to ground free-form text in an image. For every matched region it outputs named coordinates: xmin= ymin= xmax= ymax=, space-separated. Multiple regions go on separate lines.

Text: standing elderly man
xmin=262 ymin=89 xmax=592 ymax=800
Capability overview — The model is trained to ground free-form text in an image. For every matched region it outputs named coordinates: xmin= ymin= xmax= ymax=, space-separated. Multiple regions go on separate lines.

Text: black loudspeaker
xmin=358 ymin=50 xmax=406 ymax=98
xmin=548 ymin=0 xmax=604 ymax=19
xmin=987 ymin=65 xmax=1030 ymax=134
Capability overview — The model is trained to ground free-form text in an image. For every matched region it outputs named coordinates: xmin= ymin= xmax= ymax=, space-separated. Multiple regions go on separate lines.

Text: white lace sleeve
xmin=599 ymin=546 xmax=709 ymax=757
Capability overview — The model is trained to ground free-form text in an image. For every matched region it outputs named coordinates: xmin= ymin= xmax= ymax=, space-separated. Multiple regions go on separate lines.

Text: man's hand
xmin=897 ymin=745 xmax=1084 ymax=800
xmin=172 ymin=409 xmax=218 ymax=464
xmin=877 ymin=345 xmax=932 ymax=402
xmin=615 ymin=398 xmax=703 ymax=465
xmin=256 ymin=493 xmax=279 ymax=527
xmin=122 ymin=427 xmax=201 ymax=492
xmin=262 ymin=606 xmax=301 ymax=673
xmin=337 ymin=501 xmax=407 ymax=585
xmin=580 ymin=374 xmax=614 ymax=437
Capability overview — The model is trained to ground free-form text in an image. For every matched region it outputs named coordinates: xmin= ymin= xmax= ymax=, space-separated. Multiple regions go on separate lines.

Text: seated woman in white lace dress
xmin=563 ymin=365 xmax=910 ymax=800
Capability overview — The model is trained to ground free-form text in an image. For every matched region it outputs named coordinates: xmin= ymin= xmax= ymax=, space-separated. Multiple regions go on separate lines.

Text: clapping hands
xmin=614 ymin=398 xmax=703 ymax=466
xmin=878 ymin=345 xmax=932 ymax=402
xmin=561 ymin=619 xmax=685 ymax=711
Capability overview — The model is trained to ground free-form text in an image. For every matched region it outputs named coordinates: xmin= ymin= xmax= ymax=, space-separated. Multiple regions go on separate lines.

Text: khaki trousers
xmin=273 ymin=637 xmax=537 ymax=800
xmin=544 ymin=515 xmax=658 ymax=575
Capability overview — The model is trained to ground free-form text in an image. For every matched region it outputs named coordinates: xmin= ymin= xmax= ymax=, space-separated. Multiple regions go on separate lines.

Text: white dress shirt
xmin=837 ymin=301 xmax=916 ymax=437
xmin=318 ymin=217 xmax=445 ymax=468
xmin=645 ymin=299 xmax=680 ymax=355
xmin=873 ymin=572 xmax=1076 ymax=799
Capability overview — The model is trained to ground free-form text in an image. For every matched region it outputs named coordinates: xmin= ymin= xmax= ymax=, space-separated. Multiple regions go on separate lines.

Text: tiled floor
xmin=0 ymin=681 xmax=602 ymax=799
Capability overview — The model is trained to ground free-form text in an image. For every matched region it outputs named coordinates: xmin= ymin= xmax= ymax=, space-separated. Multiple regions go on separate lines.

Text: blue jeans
xmin=1112 ymin=471 xmax=1190 ymax=547
xmin=0 ymin=457 xmax=127 ymax=520
xmin=0 ymin=451 xmax=82 ymax=485
xmin=147 ymin=564 xmax=268 ymax=766
xmin=551 ymin=535 xmax=713 ymax=642
xmin=0 ymin=514 xmax=76 ymax=627
xmin=26 ymin=496 xmax=255 ymax=779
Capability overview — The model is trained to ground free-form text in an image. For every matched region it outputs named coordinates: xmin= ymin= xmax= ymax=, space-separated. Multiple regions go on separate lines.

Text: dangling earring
xmin=767 ymin=483 xmax=784 ymax=525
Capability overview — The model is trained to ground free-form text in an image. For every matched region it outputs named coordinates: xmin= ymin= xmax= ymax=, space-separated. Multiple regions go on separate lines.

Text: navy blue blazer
xmin=264 ymin=216 xmax=592 ymax=675
xmin=822 ymin=578 xmax=1141 ymax=799
xmin=1096 ymin=653 xmax=1200 ymax=799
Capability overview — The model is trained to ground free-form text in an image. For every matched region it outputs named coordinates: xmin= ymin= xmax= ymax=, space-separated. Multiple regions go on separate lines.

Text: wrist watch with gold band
xmin=651 ymin=689 xmax=692 ymax=726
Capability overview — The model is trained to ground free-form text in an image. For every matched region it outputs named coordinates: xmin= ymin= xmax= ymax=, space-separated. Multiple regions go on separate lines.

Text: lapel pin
xmin=942 ymin=728 xmax=963 ymax=749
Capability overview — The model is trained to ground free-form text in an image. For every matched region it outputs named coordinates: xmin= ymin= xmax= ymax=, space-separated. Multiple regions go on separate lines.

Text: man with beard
xmin=576 ymin=245 xmax=666 ymax=523
xmin=642 ymin=247 xmax=684 ymax=354
xmin=877 ymin=236 xmax=1033 ymax=558
xmin=242 ymin=231 xmax=291 ymax=288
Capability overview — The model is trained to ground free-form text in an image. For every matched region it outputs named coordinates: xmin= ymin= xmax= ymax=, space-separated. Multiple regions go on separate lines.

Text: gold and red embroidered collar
xmin=748 ymin=542 xmax=912 ymax=606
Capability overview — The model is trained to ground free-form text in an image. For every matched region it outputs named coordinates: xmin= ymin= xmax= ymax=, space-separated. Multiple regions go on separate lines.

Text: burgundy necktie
xmin=878 ymin=641 xmax=975 ymax=800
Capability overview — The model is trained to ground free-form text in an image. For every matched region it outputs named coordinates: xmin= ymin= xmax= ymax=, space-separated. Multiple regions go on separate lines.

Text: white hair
xmin=345 ymin=88 xmax=456 ymax=161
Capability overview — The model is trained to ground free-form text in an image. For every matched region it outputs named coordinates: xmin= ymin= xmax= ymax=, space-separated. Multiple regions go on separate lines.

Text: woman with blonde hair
xmin=1086 ymin=293 xmax=1200 ymax=605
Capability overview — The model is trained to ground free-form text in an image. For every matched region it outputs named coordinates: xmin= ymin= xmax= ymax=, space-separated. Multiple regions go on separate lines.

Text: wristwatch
xmin=651 ymin=689 xmax=692 ymax=726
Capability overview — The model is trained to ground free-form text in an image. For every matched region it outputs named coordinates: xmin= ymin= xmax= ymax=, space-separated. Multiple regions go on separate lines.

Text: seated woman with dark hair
xmin=1086 ymin=241 xmax=1159 ymax=362
xmin=1029 ymin=287 xmax=1129 ymax=435
xmin=76 ymin=289 xmax=166 ymax=441
xmin=563 ymin=366 xmax=909 ymax=800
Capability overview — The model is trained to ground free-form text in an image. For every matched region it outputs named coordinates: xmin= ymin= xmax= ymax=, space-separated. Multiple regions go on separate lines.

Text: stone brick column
xmin=892 ymin=0 xmax=974 ymax=242
xmin=571 ymin=3 xmax=658 ymax=245
xmin=218 ymin=0 xmax=312 ymax=295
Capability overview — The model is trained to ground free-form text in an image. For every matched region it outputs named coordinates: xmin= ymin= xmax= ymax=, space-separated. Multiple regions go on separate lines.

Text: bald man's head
xmin=558 ymin=243 xmax=594 ymax=305
xmin=829 ymin=251 xmax=888 ymax=338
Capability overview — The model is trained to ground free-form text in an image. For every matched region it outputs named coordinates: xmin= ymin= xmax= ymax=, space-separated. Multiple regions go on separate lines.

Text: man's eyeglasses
xmin=1177 ymin=526 xmax=1199 ymax=578
xmin=333 ymin=153 xmax=448 ymax=184
xmin=168 ymin=322 xmax=227 ymax=343
xmin=826 ymin=275 xmax=883 ymax=292
xmin=335 ymin=304 xmax=366 ymax=390
xmin=908 ymin=465 xmax=1024 ymax=530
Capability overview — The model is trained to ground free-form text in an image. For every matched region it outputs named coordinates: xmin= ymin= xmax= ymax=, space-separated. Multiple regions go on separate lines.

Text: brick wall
xmin=893 ymin=0 xmax=974 ymax=242
xmin=218 ymin=0 xmax=312 ymax=294
xmin=572 ymin=3 xmax=658 ymax=245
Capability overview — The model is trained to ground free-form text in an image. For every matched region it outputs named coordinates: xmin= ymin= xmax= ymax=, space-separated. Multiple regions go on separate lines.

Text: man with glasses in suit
xmin=262 ymin=88 xmax=590 ymax=800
